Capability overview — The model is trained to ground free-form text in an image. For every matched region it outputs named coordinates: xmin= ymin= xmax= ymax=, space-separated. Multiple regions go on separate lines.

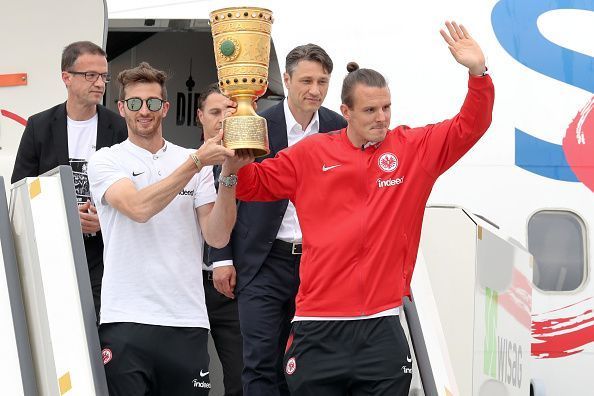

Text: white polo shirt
xmin=88 ymin=139 xmax=215 ymax=328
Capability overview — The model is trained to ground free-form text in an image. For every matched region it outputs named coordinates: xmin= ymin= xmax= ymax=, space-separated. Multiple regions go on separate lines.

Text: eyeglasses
xmin=68 ymin=71 xmax=111 ymax=83
xmin=122 ymin=97 xmax=165 ymax=112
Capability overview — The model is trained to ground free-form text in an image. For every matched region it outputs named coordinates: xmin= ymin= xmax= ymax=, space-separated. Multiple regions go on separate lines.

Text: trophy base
xmin=223 ymin=115 xmax=270 ymax=158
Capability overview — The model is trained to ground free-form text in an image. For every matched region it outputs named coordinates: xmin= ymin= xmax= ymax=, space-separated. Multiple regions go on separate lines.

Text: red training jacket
xmin=236 ymin=75 xmax=494 ymax=317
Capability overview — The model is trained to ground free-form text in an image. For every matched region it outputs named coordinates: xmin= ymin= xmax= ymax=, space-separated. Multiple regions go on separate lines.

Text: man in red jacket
xmin=223 ymin=21 xmax=494 ymax=395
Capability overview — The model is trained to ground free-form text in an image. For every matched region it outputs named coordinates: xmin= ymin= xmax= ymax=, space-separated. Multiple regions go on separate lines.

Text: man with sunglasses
xmin=88 ymin=62 xmax=251 ymax=396
xmin=11 ymin=41 xmax=127 ymax=320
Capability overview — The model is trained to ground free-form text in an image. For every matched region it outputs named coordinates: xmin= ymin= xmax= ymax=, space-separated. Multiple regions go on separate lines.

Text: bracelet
xmin=189 ymin=153 xmax=202 ymax=170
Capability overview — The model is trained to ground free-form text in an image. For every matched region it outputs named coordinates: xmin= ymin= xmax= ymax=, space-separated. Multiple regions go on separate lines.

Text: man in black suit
xmin=11 ymin=41 xmax=127 ymax=320
xmin=210 ymin=44 xmax=347 ymax=395
xmin=197 ymin=83 xmax=244 ymax=396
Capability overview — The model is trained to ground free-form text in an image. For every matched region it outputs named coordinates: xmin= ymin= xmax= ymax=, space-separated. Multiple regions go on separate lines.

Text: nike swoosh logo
xmin=406 ymin=356 xmax=412 ymax=363
xmin=132 ymin=171 xmax=145 ymax=176
xmin=322 ymin=164 xmax=341 ymax=172
xmin=200 ymin=370 xmax=209 ymax=377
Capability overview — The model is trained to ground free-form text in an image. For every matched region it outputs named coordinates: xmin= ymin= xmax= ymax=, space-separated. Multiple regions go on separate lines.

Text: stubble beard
xmin=127 ymin=114 xmax=160 ymax=140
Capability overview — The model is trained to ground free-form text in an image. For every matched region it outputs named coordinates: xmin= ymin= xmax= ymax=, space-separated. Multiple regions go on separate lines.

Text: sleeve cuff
xmin=468 ymin=73 xmax=493 ymax=88
xmin=212 ymin=260 xmax=234 ymax=269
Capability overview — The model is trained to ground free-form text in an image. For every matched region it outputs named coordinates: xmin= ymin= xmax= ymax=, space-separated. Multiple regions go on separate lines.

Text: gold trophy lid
xmin=209 ymin=7 xmax=273 ymax=25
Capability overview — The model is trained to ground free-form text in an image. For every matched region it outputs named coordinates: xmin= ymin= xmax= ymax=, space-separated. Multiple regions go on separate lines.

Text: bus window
xmin=528 ymin=210 xmax=588 ymax=292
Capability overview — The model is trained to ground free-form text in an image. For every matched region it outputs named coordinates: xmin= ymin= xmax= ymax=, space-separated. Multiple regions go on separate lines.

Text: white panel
xmin=10 ymin=171 xmax=103 ymax=395
xmin=420 ymin=206 xmax=478 ymax=396
xmin=10 ymin=181 xmax=59 ymax=395
xmin=31 ymin=177 xmax=95 ymax=395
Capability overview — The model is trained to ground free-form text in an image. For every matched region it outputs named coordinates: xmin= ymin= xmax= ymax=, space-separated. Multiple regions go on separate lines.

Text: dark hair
xmin=61 ymin=41 xmax=106 ymax=71
xmin=285 ymin=44 xmax=333 ymax=75
xmin=341 ymin=62 xmax=387 ymax=108
xmin=117 ymin=62 xmax=168 ymax=100
xmin=197 ymin=82 xmax=222 ymax=111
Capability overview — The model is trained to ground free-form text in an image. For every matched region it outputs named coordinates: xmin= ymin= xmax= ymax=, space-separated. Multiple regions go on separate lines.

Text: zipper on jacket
xmin=358 ymin=145 xmax=367 ymax=316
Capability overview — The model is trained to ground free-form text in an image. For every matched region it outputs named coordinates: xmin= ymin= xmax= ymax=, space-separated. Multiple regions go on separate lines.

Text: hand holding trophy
xmin=209 ymin=7 xmax=273 ymax=157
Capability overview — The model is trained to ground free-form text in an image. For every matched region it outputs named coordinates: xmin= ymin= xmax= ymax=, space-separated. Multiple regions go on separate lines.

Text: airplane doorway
xmin=106 ymin=18 xmax=283 ymax=149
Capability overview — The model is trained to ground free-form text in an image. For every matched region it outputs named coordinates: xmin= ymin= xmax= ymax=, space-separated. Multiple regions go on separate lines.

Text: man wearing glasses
xmin=88 ymin=62 xmax=251 ymax=395
xmin=11 ymin=41 xmax=127 ymax=320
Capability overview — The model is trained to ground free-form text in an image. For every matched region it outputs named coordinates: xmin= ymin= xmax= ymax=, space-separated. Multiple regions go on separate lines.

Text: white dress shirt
xmin=276 ymin=99 xmax=320 ymax=243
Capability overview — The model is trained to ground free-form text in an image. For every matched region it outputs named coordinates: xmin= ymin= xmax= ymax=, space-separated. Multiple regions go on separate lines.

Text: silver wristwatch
xmin=218 ymin=173 xmax=238 ymax=188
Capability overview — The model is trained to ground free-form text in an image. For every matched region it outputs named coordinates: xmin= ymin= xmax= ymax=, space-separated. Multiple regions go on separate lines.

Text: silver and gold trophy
xmin=209 ymin=7 xmax=273 ymax=157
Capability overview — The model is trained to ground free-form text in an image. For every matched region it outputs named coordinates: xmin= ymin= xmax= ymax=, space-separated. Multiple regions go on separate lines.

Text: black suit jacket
xmin=11 ymin=102 xmax=127 ymax=184
xmin=10 ymin=102 xmax=127 ymax=287
xmin=209 ymin=100 xmax=347 ymax=292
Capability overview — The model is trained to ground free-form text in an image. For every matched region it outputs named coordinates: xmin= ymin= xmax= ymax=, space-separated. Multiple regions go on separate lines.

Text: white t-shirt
xmin=88 ymin=139 xmax=216 ymax=328
xmin=67 ymin=114 xmax=98 ymax=204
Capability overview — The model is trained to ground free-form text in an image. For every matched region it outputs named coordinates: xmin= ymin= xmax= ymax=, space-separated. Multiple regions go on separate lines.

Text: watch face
xmin=220 ymin=174 xmax=238 ymax=187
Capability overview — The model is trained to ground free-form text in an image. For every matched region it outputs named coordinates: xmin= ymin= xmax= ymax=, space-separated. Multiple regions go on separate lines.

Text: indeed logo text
xmin=377 ymin=176 xmax=404 ymax=188
xmin=179 ymin=189 xmax=195 ymax=196
xmin=192 ymin=379 xmax=211 ymax=389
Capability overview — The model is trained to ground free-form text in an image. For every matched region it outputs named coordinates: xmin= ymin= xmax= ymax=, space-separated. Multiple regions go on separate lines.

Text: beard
xmin=125 ymin=113 xmax=161 ymax=138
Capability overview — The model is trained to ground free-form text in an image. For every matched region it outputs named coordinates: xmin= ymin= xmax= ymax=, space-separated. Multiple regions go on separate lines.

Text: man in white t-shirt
xmin=11 ymin=41 xmax=127 ymax=319
xmin=88 ymin=62 xmax=251 ymax=396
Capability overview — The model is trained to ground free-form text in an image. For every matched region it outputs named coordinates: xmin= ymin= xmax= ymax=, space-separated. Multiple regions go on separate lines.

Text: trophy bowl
xmin=209 ymin=7 xmax=273 ymax=157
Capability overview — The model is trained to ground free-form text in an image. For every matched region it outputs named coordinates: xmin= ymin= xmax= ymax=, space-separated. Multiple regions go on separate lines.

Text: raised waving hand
xmin=440 ymin=21 xmax=486 ymax=76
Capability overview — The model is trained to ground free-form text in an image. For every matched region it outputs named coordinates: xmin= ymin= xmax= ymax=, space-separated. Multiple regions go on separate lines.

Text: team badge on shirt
xmin=102 ymin=348 xmax=113 ymax=365
xmin=378 ymin=152 xmax=398 ymax=172
xmin=286 ymin=357 xmax=297 ymax=375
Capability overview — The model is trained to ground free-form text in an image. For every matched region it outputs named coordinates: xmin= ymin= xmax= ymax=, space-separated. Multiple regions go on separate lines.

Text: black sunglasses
xmin=122 ymin=97 xmax=165 ymax=112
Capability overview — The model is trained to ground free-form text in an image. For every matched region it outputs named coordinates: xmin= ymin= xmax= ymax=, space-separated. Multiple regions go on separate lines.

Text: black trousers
xmin=237 ymin=244 xmax=301 ymax=396
xmin=99 ymin=322 xmax=210 ymax=396
xmin=84 ymin=234 xmax=103 ymax=322
xmin=204 ymin=271 xmax=244 ymax=396
xmin=284 ymin=316 xmax=413 ymax=395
